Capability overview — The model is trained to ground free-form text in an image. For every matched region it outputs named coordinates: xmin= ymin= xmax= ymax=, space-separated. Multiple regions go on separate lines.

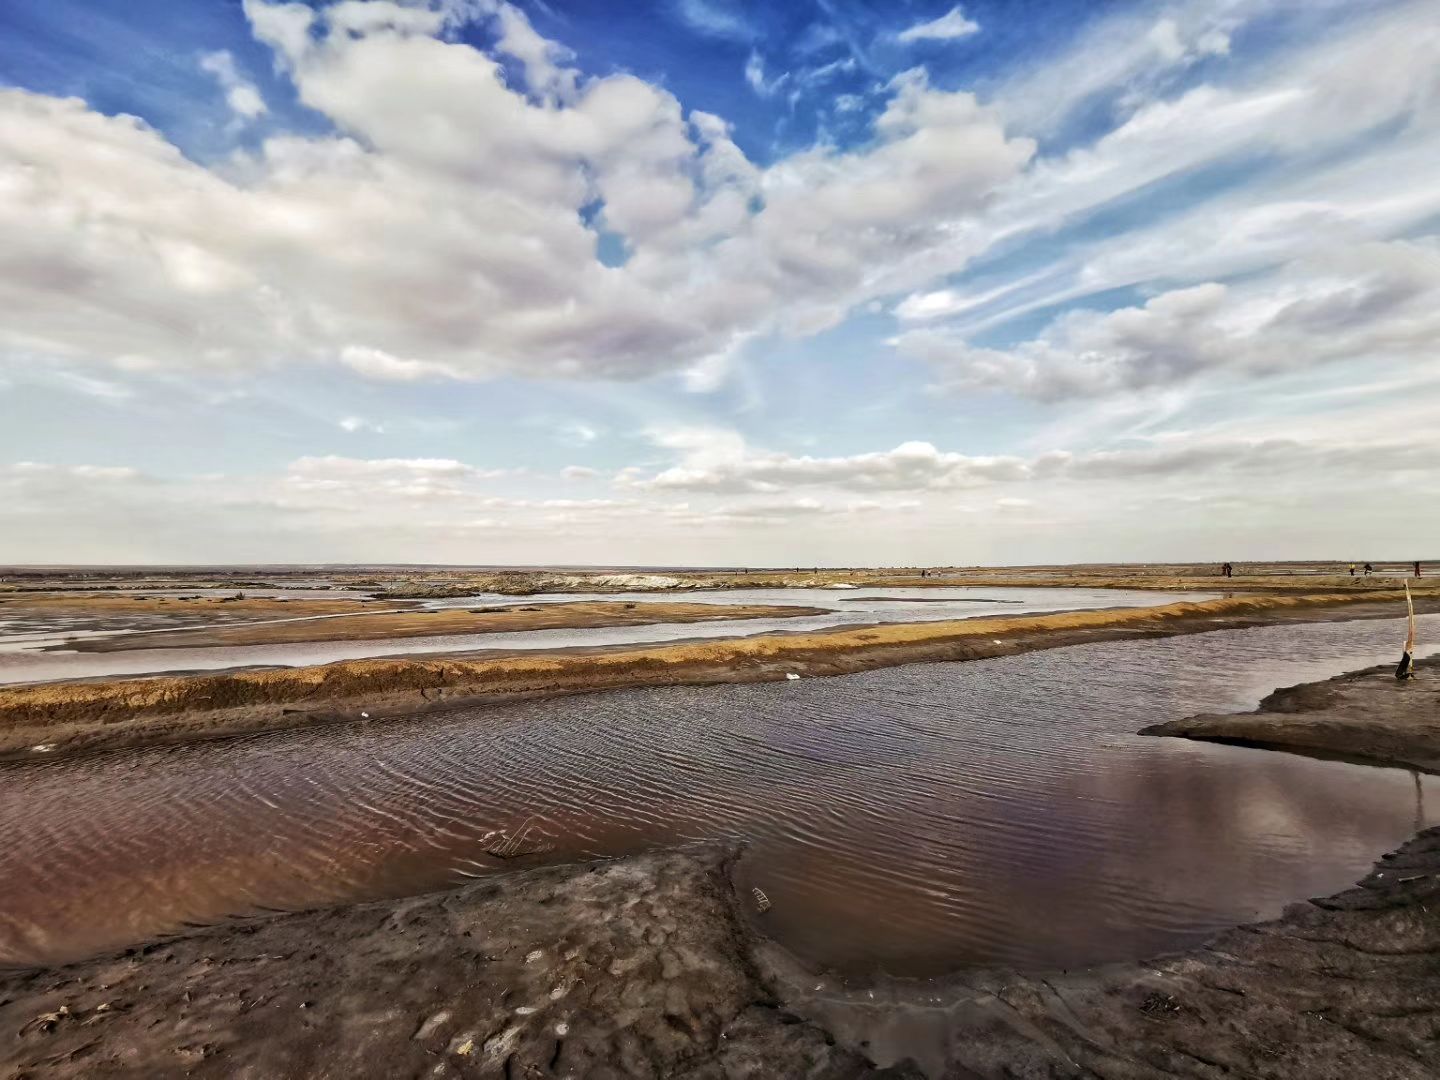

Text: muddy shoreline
xmin=5 ymin=758 xmax=1440 ymax=1075
xmin=3 ymin=641 xmax=1439 ymax=1076
xmin=53 ymin=600 xmax=827 ymax=654
xmin=1 ymin=590 xmax=1431 ymax=761
xmin=1144 ymin=656 xmax=1440 ymax=773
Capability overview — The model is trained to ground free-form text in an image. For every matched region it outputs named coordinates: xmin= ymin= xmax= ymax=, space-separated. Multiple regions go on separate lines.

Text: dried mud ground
xmin=4 ymin=662 xmax=1440 ymax=1078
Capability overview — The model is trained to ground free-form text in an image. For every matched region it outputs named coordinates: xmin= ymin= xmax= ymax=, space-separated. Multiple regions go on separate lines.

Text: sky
xmin=1 ymin=0 xmax=1437 ymax=566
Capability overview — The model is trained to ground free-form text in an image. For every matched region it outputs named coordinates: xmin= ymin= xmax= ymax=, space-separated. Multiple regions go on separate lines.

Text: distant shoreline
xmin=2 ymin=587 xmax=1432 ymax=761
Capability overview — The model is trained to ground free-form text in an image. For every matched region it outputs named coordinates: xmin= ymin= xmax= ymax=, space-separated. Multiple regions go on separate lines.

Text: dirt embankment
xmin=0 ymin=590 xmax=1429 ymax=760
xmin=0 ymin=594 xmax=396 ymax=626
xmin=1143 ymin=658 xmax=1440 ymax=772
xmin=760 ymin=826 xmax=1440 ymax=1078
xmin=5 ymin=829 xmax=1439 ymax=1078
xmin=61 ymin=601 xmax=828 ymax=653
xmin=0 ymin=847 xmax=915 ymax=1080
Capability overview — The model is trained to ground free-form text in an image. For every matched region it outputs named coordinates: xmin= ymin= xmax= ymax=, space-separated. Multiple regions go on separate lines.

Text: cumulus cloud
xmin=628 ymin=432 xmax=1029 ymax=494
xmin=899 ymin=240 xmax=1440 ymax=400
xmin=897 ymin=6 xmax=979 ymax=44
xmin=0 ymin=0 xmax=1031 ymax=386
xmin=621 ymin=426 xmax=1440 ymax=497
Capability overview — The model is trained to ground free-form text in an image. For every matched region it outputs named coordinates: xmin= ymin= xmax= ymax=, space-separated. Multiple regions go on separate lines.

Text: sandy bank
xmin=1 ymin=590 xmax=1429 ymax=760
xmin=60 ymin=601 xmax=827 ymax=653
xmin=1144 ymin=657 xmax=1440 ymax=772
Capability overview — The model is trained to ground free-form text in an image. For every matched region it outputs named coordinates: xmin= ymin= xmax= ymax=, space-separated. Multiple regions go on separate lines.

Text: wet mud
xmin=1144 ymin=658 xmax=1440 ymax=772
xmin=57 ymin=601 xmax=827 ymax=653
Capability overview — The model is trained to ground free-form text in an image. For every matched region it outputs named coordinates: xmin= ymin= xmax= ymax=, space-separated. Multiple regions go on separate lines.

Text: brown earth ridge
xmin=1 ymin=589 xmax=1433 ymax=761
xmin=53 ymin=600 xmax=828 ymax=653
xmin=1143 ymin=656 xmax=1440 ymax=772
xmin=4 ymin=661 xmax=1439 ymax=1077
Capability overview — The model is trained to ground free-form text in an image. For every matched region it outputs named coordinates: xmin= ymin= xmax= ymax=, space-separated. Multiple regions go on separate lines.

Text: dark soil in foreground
xmin=5 ymin=830 xmax=1440 ymax=1079
xmin=0 ymin=849 xmax=913 ymax=1080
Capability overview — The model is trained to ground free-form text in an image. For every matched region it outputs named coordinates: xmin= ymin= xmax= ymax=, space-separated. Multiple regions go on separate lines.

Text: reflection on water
xmin=0 ymin=586 xmax=1209 ymax=685
xmin=1 ymin=615 xmax=1435 ymax=974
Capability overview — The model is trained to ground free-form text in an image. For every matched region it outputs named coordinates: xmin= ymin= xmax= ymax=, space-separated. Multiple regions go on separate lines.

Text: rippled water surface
xmin=2 ymin=615 xmax=1435 ymax=974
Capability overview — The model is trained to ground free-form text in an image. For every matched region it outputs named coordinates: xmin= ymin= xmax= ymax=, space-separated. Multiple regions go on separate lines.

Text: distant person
xmin=1364 ymin=562 xmax=1373 ymax=576
xmin=1221 ymin=562 xmax=1232 ymax=578
xmin=1417 ymin=561 xmax=1424 ymax=578
xmin=1348 ymin=564 xmax=1356 ymax=577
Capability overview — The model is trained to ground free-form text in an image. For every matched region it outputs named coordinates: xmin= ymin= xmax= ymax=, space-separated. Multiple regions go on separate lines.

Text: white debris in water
xmin=29 ymin=744 xmax=56 ymax=753
xmin=785 ymin=672 xmax=801 ymax=681
xmin=555 ymin=1022 xmax=569 ymax=1037
xmin=822 ymin=583 xmax=859 ymax=589
xmin=524 ymin=949 xmax=544 ymax=964
xmin=360 ymin=712 xmax=370 ymax=718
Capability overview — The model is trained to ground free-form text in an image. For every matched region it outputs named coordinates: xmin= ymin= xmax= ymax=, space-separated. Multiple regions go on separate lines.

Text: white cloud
xmin=337 ymin=415 xmax=384 ymax=433
xmin=669 ymin=0 xmax=755 ymax=42
xmin=560 ymin=465 xmax=600 ymax=480
xmin=339 ymin=347 xmax=465 ymax=382
xmin=620 ymin=424 xmax=1440 ymax=498
xmin=897 ymin=6 xmax=979 ymax=44
xmin=0 ymin=3 xmax=1031 ymax=386
xmin=3 ymin=462 xmax=141 ymax=483
xmin=199 ymin=50 xmax=268 ymax=121
xmin=628 ymin=432 xmax=1030 ymax=494
xmin=900 ymin=239 xmax=1440 ymax=400
xmin=744 ymin=51 xmax=787 ymax=98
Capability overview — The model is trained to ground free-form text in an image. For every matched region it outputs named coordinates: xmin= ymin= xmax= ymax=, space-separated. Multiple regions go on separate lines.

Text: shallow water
xmin=0 ymin=586 xmax=1208 ymax=684
xmin=1 ymin=615 xmax=1435 ymax=975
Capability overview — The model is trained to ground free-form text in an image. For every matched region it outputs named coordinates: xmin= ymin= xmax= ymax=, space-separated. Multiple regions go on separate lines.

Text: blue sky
xmin=1 ymin=0 xmax=1437 ymax=565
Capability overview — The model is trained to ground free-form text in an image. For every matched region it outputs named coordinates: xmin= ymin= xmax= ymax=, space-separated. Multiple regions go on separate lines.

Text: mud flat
xmin=5 ymin=809 xmax=1440 ymax=1076
xmin=1144 ymin=657 xmax=1440 ymax=772
xmin=58 ymin=601 xmax=827 ymax=654
xmin=0 ymin=590 xmax=1431 ymax=760
xmin=0 ymin=594 xmax=400 ymax=635
xmin=0 ymin=847 xmax=910 ymax=1080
